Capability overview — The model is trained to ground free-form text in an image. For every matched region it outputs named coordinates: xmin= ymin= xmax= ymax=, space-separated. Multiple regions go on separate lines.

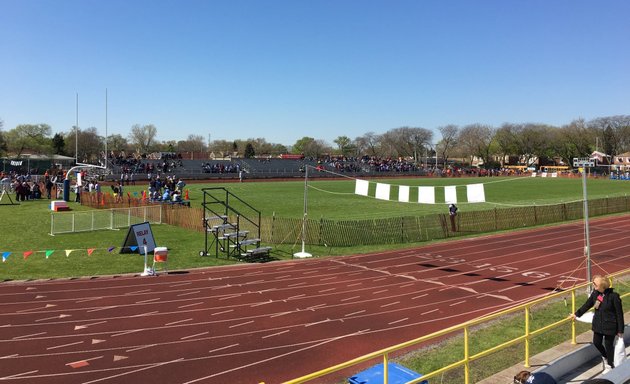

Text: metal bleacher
xmin=199 ymin=187 xmax=273 ymax=262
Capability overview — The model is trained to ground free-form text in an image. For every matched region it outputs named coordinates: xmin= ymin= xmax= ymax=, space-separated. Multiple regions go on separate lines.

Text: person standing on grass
xmin=568 ymin=275 xmax=624 ymax=374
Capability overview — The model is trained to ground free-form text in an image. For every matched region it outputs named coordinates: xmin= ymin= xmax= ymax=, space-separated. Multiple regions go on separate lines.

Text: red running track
xmin=2 ymin=215 xmax=630 ymax=384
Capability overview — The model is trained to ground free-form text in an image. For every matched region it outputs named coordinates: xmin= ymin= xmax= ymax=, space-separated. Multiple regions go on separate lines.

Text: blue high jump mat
xmin=348 ymin=362 xmax=427 ymax=384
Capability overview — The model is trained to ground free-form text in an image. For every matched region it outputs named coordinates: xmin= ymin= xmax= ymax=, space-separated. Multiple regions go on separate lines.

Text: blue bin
xmin=348 ymin=362 xmax=427 ymax=384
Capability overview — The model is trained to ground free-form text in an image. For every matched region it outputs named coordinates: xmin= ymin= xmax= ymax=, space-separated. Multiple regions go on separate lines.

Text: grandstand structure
xmin=104 ymin=155 xmax=431 ymax=181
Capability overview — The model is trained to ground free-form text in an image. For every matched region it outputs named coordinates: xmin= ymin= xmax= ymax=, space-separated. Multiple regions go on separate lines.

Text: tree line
xmin=0 ymin=115 xmax=628 ymax=168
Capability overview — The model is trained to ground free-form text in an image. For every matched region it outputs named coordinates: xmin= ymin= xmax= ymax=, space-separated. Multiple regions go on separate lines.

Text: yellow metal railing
xmin=284 ymin=269 xmax=630 ymax=384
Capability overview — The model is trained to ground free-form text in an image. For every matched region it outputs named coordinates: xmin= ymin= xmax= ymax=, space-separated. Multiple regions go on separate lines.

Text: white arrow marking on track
xmin=74 ymin=321 xmax=106 ymax=330
xmin=35 ymin=314 xmax=71 ymax=322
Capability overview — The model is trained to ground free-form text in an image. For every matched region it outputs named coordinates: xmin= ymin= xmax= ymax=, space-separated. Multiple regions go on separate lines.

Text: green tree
xmin=244 ymin=143 xmax=255 ymax=158
xmin=51 ymin=133 xmax=65 ymax=155
xmin=5 ymin=123 xmax=52 ymax=156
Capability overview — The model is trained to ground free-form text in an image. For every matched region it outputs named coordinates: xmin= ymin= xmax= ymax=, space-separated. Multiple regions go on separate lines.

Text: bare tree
xmin=380 ymin=127 xmax=432 ymax=160
xmin=436 ymin=125 xmax=459 ymax=168
xmin=65 ymin=127 xmax=104 ymax=163
xmin=457 ymin=124 xmax=495 ymax=167
xmin=354 ymin=132 xmax=381 ymax=157
xmin=177 ymin=134 xmax=206 ymax=152
xmin=129 ymin=124 xmax=158 ymax=153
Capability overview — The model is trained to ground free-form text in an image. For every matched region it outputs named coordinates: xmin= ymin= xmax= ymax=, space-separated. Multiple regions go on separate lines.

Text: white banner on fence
xmin=355 ymin=179 xmax=369 ymax=196
xmin=466 ymin=183 xmax=486 ymax=203
xmin=444 ymin=186 xmax=457 ymax=204
xmin=418 ymin=186 xmax=435 ymax=204
xmin=375 ymin=183 xmax=390 ymax=200
xmin=398 ymin=185 xmax=410 ymax=203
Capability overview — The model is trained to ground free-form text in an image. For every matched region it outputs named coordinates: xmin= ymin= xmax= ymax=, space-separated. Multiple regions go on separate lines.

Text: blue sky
xmin=1 ymin=0 xmax=629 ymax=146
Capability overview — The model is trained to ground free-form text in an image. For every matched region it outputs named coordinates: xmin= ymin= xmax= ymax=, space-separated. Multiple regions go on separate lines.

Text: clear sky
xmin=1 ymin=0 xmax=629 ymax=147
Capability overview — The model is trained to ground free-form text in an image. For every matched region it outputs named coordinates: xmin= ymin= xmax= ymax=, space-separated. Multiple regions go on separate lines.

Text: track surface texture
xmin=2 ymin=215 xmax=630 ymax=384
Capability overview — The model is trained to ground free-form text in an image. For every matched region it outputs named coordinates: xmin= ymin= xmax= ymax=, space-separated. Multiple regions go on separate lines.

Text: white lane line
xmin=302 ymin=270 xmax=318 ymax=275
xmin=344 ymin=310 xmax=365 ymax=317
xmin=126 ymin=344 xmax=156 ymax=352
xmin=380 ymin=301 xmax=400 ymax=308
xmin=82 ymin=358 xmax=184 ymax=384
xmin=340 ymin=296 xmax=360 ymax=302
xmin=347 ymin=282 xmax=363 ymax=287
xmin=270 ymin=311 xmax=292 ymax=318
xmin=180 ymin=331 xmax=209 ymax=340
xmin=170 ymin=282 xmax=192 ymax=287
xmin=132 ymin=311 xmax=159 ymax=317
xmin=306 ymin=304 xmax=326 ymax=311
xmin=165 ymin=318 xmax=193 ymax=326
xmin=87 ymin=306 xmax=118 ymax=313
xmin=177 ymin=291 xmax=201 ymax=297
xmin=373 ymin=277 xmax=387 ymax=282
xmin=211 ymin=309 xmax=234 ymax=316
xmin=411 ymin=293 xmax=428 ymax=300
xmin=318 ymin=288 xmax=336 ymax=293
xmin=219 ymin=294 xmax=241 ymax=301
xmin=47 ymin=341 xmax=84 ymax=350
xmin=111 ymin=329 xmax=142 ymax=337
xmin=347 ymin=272 xmax=362 ymax=276
xmin=13 ymin=332 xmax=46 ymax=340
xmin=275 ymin=275 xmax=291 ymax=280
xmin=76 ymin=297 xmax=103 ymax=303
xmin=320 ymin=276 xmax=337 ymax=281
xmin=400 ymin=283 xmax=414 ymax=288
xmin=287 ymin=282 xmax=307 ymax=287
xmin=229 ymin=320 xmax=254 ymax=328
xmin=424 ymin=308 xmax=439 ymax=315
xmin=126 ymin=289 xmax=151 ymax=295
xmin=262 ymin=329 xmax=290 ymax=339
xmin=305 ymin=318 xmax=331 ymax=327
xmin=0 ymin=354 xmax=19 ymax=359
xmin=136 ymin=298 xmax=161 ymax=304
xmin=0 ymin=370 xmax=39 ymax=379
xmin=388 ymin=318 xmax=409 ymax=325
xmin=373 ymin=289 xmax=388 ymax=294
xmin=288 ymin=294 xmax=306 ymax=300
xmin=209 ymin=343 xmax=239 ymax=354
xmin=449 ymin=300 xmax=466 ymax=307
xmin=250 ymin=300 xmax=272 ymax=307
xmin=178 ymin=302 xmax=204 ymax=309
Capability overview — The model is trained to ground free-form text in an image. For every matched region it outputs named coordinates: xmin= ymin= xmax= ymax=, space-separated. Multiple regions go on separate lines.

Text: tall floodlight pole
xmin=293 ymin=165 xmax=312 ymax=258
xmin=574 ymin=157 xmax=594 ymax=293
xmin=75 ymin=93 xmax=79 ymax=164
xmin=105 ymin=88 xmax=108 ymax=170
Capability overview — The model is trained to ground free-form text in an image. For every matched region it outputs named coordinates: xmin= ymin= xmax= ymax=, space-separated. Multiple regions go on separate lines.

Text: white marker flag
xmin=418 ymin=186 xmax=435 ymax=204
xmin=375 ymin=183 xmax=390 ymax=200
xmin=355 ymin=179 xmax=369 ymax=196
xmin=466 ymin=183 xmax=485 ymax=203
xmin=444 ymin=186 xmax=457 ymax=204
xmin=398 ymin=185 xmax=410 ymax=203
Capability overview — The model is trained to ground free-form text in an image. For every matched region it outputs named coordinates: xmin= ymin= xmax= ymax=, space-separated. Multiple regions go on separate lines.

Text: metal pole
xmin=105 ymin=88 xmax=108 ymax=171
xmin=582 ymin=166 xmax=592 ymax=291
xmin=75 ymin=93 xmax=79 ymax=164
xmin=294 ymin=165 xmax=312 ymax=258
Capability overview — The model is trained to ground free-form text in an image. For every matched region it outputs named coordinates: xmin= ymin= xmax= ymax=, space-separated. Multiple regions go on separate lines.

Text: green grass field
xmin=1 ymin=176 xmax=628 ymax=280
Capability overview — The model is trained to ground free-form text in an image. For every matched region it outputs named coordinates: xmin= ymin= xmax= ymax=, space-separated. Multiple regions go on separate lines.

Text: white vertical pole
xmin=105 ymin=88 xmax=108 ymax=171
xmin=75 ymin=93 xmax=79 ymax=164
xmin=582 ymin=166 xmax=592 ymax=292
xmin=293 ymin=165 xmax=312 ymax=258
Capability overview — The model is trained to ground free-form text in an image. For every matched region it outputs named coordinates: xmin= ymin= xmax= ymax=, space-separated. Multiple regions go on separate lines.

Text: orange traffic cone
xmin=184 ymin=189 xmax=189 ymax=200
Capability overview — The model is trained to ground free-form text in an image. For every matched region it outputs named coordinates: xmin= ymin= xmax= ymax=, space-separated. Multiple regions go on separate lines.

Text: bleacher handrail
xmin=283 ymin=268 xmax=630 ymax=384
